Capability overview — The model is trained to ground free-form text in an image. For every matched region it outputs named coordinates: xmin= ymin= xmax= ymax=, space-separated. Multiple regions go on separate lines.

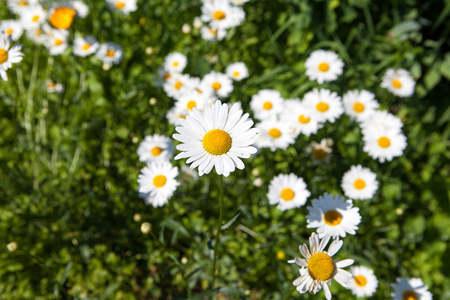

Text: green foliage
xmin=0 ymin=0 xmax=449 ymax=299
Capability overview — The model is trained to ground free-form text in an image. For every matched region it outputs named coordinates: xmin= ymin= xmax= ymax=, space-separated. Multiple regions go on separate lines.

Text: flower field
xmin=0 ymin=0 xmax=449 ymax=299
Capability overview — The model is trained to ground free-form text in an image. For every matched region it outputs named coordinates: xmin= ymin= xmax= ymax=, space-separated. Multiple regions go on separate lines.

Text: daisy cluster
xmin=196 ymin=0 xmax=247 ymax=42
xmin=1 ymin=0 xmax=124 ymax=65
xmin=157 ymin=52 xmax=249 ymax=126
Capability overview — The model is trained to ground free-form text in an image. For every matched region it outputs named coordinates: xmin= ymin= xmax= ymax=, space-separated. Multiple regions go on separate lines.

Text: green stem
xmin=211 ymin=175 xmax=224 ymax=292
xmin=281 ymin=285 xmax=296 ymax=300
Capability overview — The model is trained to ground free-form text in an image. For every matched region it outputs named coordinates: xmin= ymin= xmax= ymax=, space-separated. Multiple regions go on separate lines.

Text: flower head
xmin=267 ymin=173 xmax=311 ymax=211
xmin=0 ymin=32 xmax=24 ymax=81
xmin=347 ymin=266 xmax=378 ymax=297
xmin=341 ymin=165 xmax=378 ymax=200
xmin=381 ymin=68 xmax=415 ymax=97
xmin=138 ymin=162 xmax=179 ymax=207
xmin=305 ymin=50 xmax=344 ymax=84
xmin=391 ymin=278 xmax=432 ymax=300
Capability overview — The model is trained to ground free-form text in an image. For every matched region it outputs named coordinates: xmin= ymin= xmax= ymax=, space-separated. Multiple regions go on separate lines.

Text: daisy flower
xmin=286 ymin=101 xmax=323 ymax=137
xmin=166 ymin=105 xmax=189 ymax=127
xmin=288 ymin=232 xmax=354 ymax=300
xmin=361 ymin=110 xmax=403 ymax=135
xmin=71 ymin=1 xmax=89 ymax=18
xmin=48 ymin=5 xmax=77 ymax=29
xmin=347 ymin=266 xmax=378 ymax=297
xmin=45 ymin=80 xmax=65 ymax=93
xmin=255 ymin=118 xmax=295 ymax=151
xmin=173 ymin=100 xmax=259 ymax=177
xmin=0 ymin=20 xmax=24 ymax=41
xmin=226 ymin=62 xmax=249 ymax=81
xmin=73 ymin=36 xmax=99 ymax=57
xmin=0 ymin=32 xmax=24 ymax=81
xmin=343 ymin=90 xmax=379 ymax=122
xmin=381 ymin=68 xmax=415 ymax=97
xmin=163 ymin=73 xmax=194 ymax=100
xmin=341 ymin=165 xmax=378 ymax=200
xmin=306 ymin=193 xmax=362 ymax=238
xmin=174 ymin=91 xmax=209 ymax=114
xmin=200 ymin=25 xmax=227 ymax=42
xmin=200 ymin=71 xmax=234 ymax=98
xmin=95 ymin=42 xmax=123 ymax=65
xmin=20 ymin=5 xmax=47 ymax=30
xmin=306 ymin=139 xmax=333 ymax=164
xmin=137 ymin=134 xmax=174 ymax=164
xmin=7 ymin=0 xmax=38 ymax=14
xmin=201 ymin=1 xmax=244 ymax=30
xmin=362 ymin=128 xmax=407 ymax=162
xmin=45 ymin=29 xmax=69 ymax=56
xmin=267 ymin=173 xmax=311 ymax=211
xmin=303 ymin=88 xmax=343 ymax=123
xmin=305 ymin=50 xmax=344 ymax=84
xmin=391 ymin=278 xmax=432 ymax=300
xmin=26 ymin=27 xmax=47 ymax=45
xmin=106 ymin=0 xmax=137 ymax=14
xmin=250 ymin=89 xmax=284 ymax=121
xmin=137 ymin=162 xmax=179 ymax=207
xmin=163 ymin=52 xmax=187 ymax=74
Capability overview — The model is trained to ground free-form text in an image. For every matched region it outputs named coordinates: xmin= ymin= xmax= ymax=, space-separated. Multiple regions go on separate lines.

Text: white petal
xmin=335 ymin=259 xmax=354 ymax=268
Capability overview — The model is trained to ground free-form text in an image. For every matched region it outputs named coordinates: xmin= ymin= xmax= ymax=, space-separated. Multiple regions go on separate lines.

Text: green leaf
xmin=221 ymin=209 xmax=241 ymax=231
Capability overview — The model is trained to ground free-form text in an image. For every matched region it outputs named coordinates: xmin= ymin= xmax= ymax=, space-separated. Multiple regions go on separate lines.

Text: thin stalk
xmin=281 ymin=285 xmax=296 ymax=300
xmin=210 ymin=175 xmax=224 ymax=291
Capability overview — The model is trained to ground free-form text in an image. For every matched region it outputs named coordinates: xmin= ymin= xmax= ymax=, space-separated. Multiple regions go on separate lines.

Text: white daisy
xmin=166 ymin=105 xmax=189 ymax=127
xmin=45 ymin=80 xmax=64 ymax=93
xmin=48 ymin=5 xmax=77 ymax=29
xmin=255 ymin=118 xmax=295 ymax=151
xmin=7 ymin=0 xmax=38 ymax=14
xmin=174 ymin=91 xmax=209 ymax=114
xmin=106 ymin=0 xmax=137 ymax=14
xmin=226 ymin=62 xmax=249 ymax=81
xmin=45 ymin=29 xmax=69 ymax=56
xmin=303 ymin=88 xmax=343 ymax=123
xmin=163 ymin=73 xmax=194 ymax=100
xmin=200 ymin=71 xmax=234 ymax=98
xmin=137 ymin=134 xmax=173 ymax=164
xmin=362 ymin=128 xmax=407 ymax=162
xmin=342 ymin=90 xmax=379 ymax=122
xmin=71 ymin=1 xmax=89 ymax=18
xmin=201 ymin=1 xmax=244 ymax=30
xmin=306 ymin=193 xmax=362 ymax=238
xmin=0 ymin=32 xmax=24 ymax=81
xmin=200 ymin=25 xmax=227 ymax=42
xmin=288 ymin=232 xmax=354 ymax=300
xmin=137 ymin=162 xmax=179 ymax=207
xmin=173 ymin=100 xmax=259 ymax=177
xmin=286 ymin=101 xmax=323 ymax=137
xmin=95 ymin=42 xmax=123 ymax=65
xmin=341 ymin=165 xmax=378 ymax=200
xmin=267 ymin=173 xmax=311 ymax=211
xmin=361 ymin=110 xmax=403 ymax=135
xmin=305 ymin=50 xmax=344 ymax=84
xmin=163 ymin=52 xmax=187 ymax=74
xmin=347 ymin=266 xmax=378 ymax=297
xmin=250 ymin=89 xmax=284 ymax=121
xmin=73 ymin=36 xmax=99 ymax=57
xmin=306 ymin=139 xmax=333 ymax=164
xmin=20 ymin=5 xmax=47 ymax=30
xmin=381 ymin=68 xmax=415 ymax=97
xmin=391 ymin=278 xmax=432 ymax=300
xmin=0 ymin=20 xmax=24 ymax=41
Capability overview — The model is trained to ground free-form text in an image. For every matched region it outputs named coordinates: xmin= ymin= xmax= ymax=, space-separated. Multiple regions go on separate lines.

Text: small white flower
xmin=391 ymin=278 xmax=432 ymax=300
xmin=20 ymin=5 xmax=47 ymax=30
xmin=250 ymin=89 xmax=284 ymax=121
xmin=381 ymin=68 xmax=415 ymax=97
xmin=182 ymin=24 xmax=192 ymax=34
xmin=267 ymin=173 xmax=311 ymax=211
xmin=200 ymin=71 xmax=234 ymax=98
xmin=96 ymin=42 xmax=123 ymax=65
xmin=362 ymin=128 xmax=407 ymax=162
xmin=45 ymin=29 xmax=69 ymax=56
xmin=360 ymin=110 xmax=403 ymax=135
xmin=306 ymin=139 xmax=333 ymax=164
xmin=174 ymin=91 xmax=210 ymax=114
xmin=305 ymin=50 xmax=344 ymax=84
xmin=200 ymin=25 xmax=227 ymax=41
xmin=45 ymin=80 xmax=65 ymax=93
xmin=285 ymin=100 xmax=323 ymax=137
xmin=201 ymin=1 xmax=245 ymax=30
xmin=163 ymin=52 xmax=187 ymax=74
xmin=341 ymin=165 xmax=378 ymax=200
xmin=347 ymin=266 xmax=378 ymax=297
xmin=7 ymin=0 xmax=38 ymax=14
xmin=225 ymin=62 xmax=249 ymax=81
xmin=302 ymin=88 xmax=343 ymax=123
xmin=163 ymin=73 xmax=195 ymax=100
xmin=342 ymin=90 xmax=379 ymax=122
xmin=306 ymin=193 xmax=362 ymax=238
xmin=106 ymin=0 xmax=137 ymax=14
xmin=73 ymin=36 xmax=99 ymax=57
xmin=137 ymin=134 xmax=174 ymax=164
xmin=0 ymin=32 xmax=24 ymax=81
xmin=0 ymin=20 xmax=24 ymax=41
xmin=72 ymin=0 xmax=89 ymax=18
xmin=255 ymin=118 xmax=295 ymax=152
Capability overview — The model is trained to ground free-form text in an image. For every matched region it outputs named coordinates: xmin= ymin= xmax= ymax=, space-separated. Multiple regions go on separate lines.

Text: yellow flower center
xmin=19 ymin=1 xmax=28 ymax=5
xmin=49 ymin=7 xmax=76 ymax=29
xmin=403 ymin=291 xmax=418 ymax=300
xmin=213 ymin=10 xmax=226 ymax=20
xmin=353 ymin=179 xmax=366 ymax=190
xmin=209 ymin=28 xmax=218 ymax=34
xmin=377 ymin=137 xmax=391 ymax=148
xmin=316 ymin=102 xmax=329 ymax=112
xmin=6 ymin=29 xmax=13 ymax=35
xmin=298 ymin=115 xmax=310 ymax=124
xmin=32 ymin=15 xmax=40 ymax=22
xmin=268 ymin=128 xmax=281 ymax=138
xmin=212 ymin=82 xmax=221 ymax=91
xmin=280 ymin=188 xmax=295 ymax=201
xmin=115 ymin=1 xmax=125 ymax=9
xmin=46 ymin=82 xmax=56 ymax=88
xmin=54 ymin=39 xmax=63 ymax=46
xmin=324 ymin=210 xmax=342 ymax=226
xmin=153 ymin=175 xmax=167 ymax=188
xmin=276 ymin=251 xmax=286 ymax=260
xmin=202 ymin=129 xmax=232 ymax=155
xmin=354 ymin=275 xmax=367 ymax=287
xmin=82 ymin=43 xmax=91 ymax=51
xmin=307 ymin=252 xmax=335 ymax=281
xmin=392 ymin=79 xmax=402 ymax=89
xmin=151 ymin=147 xmax=163 ymax=156
xmin=186 ymin=100 xmax=197 ymax=110
xmin=353 ymin=102 xmax=365 ymax=113
xmin=318 ymin=62 xmax=330 ymax=72
xmin=163 ymin=73 xmax=171 ymax=81
xmin=173 ymin=61 xmax=179 ymax=67
xmin=233 ymin=71 xmax=240 ymax=77
xmin=174 ymin=81 xmax=183 ymax=90
xmin=0 ymin=49 xmax=8 ymax=65
xmin=313 ymin=148 xmax=327 ymax=160
xmin=263 ymin=101 xmax=273 ymax=110
xmin=106 ymin=49 xmax=115 ymax=57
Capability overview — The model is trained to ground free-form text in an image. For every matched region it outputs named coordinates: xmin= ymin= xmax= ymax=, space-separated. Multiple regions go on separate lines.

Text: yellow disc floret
xmin=54 ymin=39 xmax=63 ymax=46
xmin=151 ymin=147 xmax=163 ymax=156
xmin=233 ymin=71 xmax=240 ymax=77
xmin=187 ymin=100 xmax=197 ymax=110
xmin=174 ymin=81 xmax=183 ymax=90
xmin=49 ymin=7 xmax=76 ymax=29
xmin=313 ymin=148 xmax=327 ymax=160
xmin=353 ymin=102 xmax=365 ymax=113
xmin=32 ymin=15 xmax=40 ymax=22
xmin=298 ymin=115 xmax=311 ymax=124
xmin=392 ymin=79 xmax=402 ymax=89
xmin=203 ymin=129 xmax=232 ymax=155
xmin=354 ymin=275 xmax=367 ymax=287
xmin=0 ymin=49 xmax=8 ymax=65
xmin=316 ymin=102 xmax=329 ymax=112
xmin=82 ymin=43 xmax=91 ymax=51
xmin=268 ymin=128 xmax=281 ymax=138
xmin=115 ymin=1 xmax=125 ymax=9
xmin=318 ymin=62 xmax=330 ymax=72
xmin=324 ymin=210 xmax=342 ymax=226
xmin=106 ymin=50 xmax=115 ymax=57
xmin=403 ymin=291 xmax=418 ymax=300
xmin=378 ymin=137 xmax=391 ymax=148
xmin=280 ymin=188 xmax=295 ymax=201
xmin=6 ymin=29 xmax=13 ymax=35
xmin=353 ymin=179 xmax=366 ymax=190
xmin=263 ymin=101 xmax=273 ymax=110
xmin=212 ymin=82 xmax=221 ymax=91
xmin=307 ymin=252 xmax=335 ymax=281
xmin=153 ymin=175 xmax=167 ymax=188
xmin=213 ymin=10 xmax=226 ymax=20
